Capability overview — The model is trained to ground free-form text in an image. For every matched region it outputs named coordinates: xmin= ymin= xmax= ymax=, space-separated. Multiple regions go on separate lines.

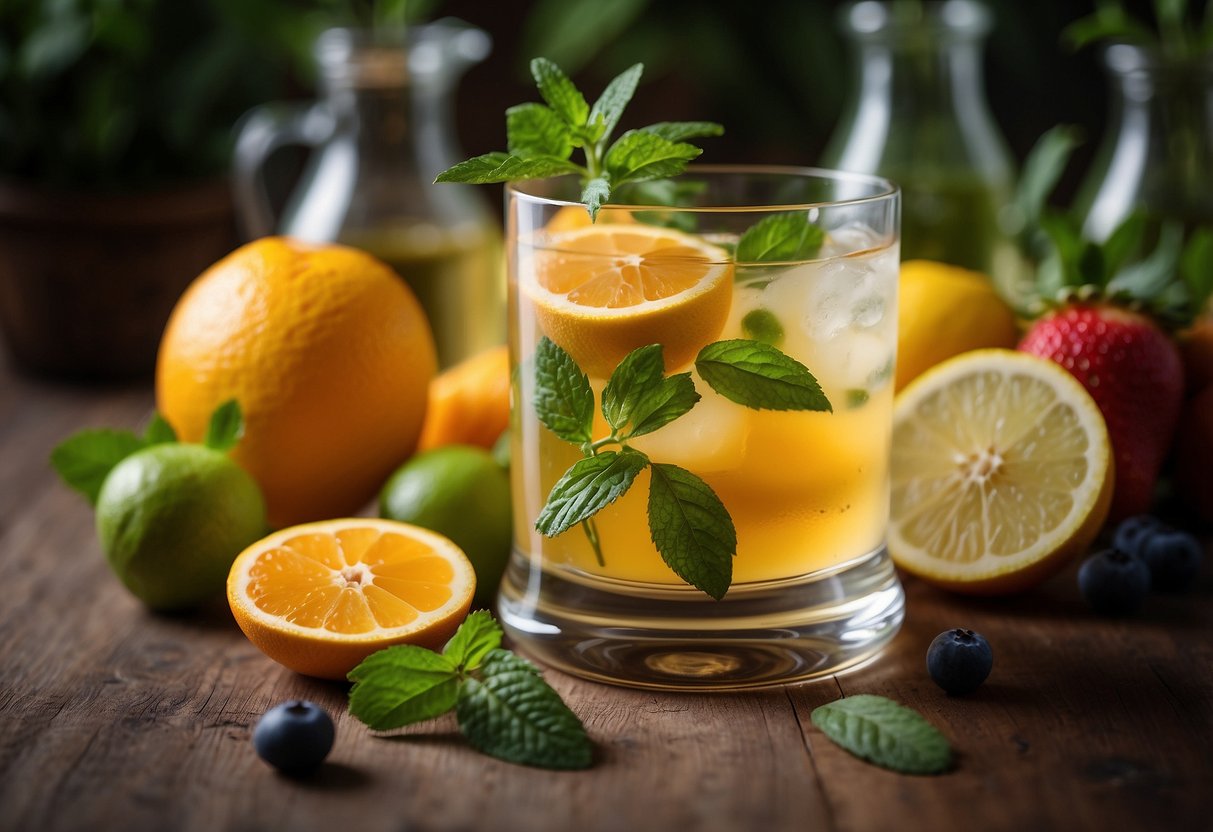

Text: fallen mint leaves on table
xmin=347 ymin=611 xmax=592 ymax=770
xmin=810 ymin=694 xmax=953 ymax=775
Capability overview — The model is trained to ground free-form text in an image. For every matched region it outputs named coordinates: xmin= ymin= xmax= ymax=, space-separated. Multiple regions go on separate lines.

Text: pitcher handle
xmin=231 ymin=102 xmax=335 ymax=239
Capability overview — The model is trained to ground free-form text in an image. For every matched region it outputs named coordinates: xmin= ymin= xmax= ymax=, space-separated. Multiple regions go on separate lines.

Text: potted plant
xmin=0 ymin=0 xmax=323 ymax=379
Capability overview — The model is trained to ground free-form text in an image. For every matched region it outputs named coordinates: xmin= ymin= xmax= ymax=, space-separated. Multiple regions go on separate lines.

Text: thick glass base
xmin=497 ymin=546 xmax=905 ymax=691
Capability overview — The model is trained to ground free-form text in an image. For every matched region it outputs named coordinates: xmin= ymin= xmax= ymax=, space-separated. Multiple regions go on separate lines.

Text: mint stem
xmin=582 ymin=517 xmax=605 ymax=567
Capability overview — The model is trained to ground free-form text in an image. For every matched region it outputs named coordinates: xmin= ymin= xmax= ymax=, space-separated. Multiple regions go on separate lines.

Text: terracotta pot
xmin=0 ymin=180 xmax=236 ymax=380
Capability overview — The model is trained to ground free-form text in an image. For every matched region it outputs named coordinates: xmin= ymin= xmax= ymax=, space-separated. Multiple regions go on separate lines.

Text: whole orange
xmin=417 ymin=344 xmax=510 ymax=452
xmin=156 ymin=237 xmax=436 ymax=527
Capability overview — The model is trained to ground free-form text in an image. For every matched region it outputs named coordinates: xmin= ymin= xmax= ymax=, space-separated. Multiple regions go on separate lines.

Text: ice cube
xmin=628 ymin=375 xmax=752 ymax=472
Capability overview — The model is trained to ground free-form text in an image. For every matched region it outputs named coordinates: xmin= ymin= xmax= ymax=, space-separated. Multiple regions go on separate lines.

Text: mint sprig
xmin=50 ymin=400 xmax=240 ymax=505
xmin=810 ymin=695 xmax=953 ymax=776
xmin=436 ymin=58 xmax=723 ymax=220
xmin=533 ymin=337 xmax=831 ymax=598
xmin=347 ymin=611 xmax=592 ymax=771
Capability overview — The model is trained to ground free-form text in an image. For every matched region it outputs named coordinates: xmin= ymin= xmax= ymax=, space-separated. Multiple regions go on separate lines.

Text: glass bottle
xmin=233 ymin=20 xmax=503 ymax=368
xmin=823 ymin=0 xmax=1026 ymax=302
xmin=1077 ymin=43 xmax=1213 ymax=242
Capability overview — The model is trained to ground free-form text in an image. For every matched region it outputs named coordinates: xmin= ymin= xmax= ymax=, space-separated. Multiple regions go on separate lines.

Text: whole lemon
xmin=97 ymin=443 xmax=267 ymax=611
xmin=379 ymin=445 xmax=512 ymax=609
xmin=896 ymin=260 xmax=1019 ymax=391
xmin=156 ymin=238 xmax=437 ymax=527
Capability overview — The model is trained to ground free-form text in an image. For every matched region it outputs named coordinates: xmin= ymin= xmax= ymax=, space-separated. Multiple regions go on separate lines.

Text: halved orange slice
xmin=227 ymin=518 xmax=475 ymax=679
xmin=522 ymin=224 xmax=732 ymax=377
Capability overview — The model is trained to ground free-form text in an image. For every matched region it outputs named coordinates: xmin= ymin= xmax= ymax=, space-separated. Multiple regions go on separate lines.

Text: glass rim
xmin=506 ymin=164 xmax=900 ymax=214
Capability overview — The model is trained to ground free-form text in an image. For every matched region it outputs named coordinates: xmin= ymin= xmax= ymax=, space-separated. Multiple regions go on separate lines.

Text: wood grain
xmin=2 ymin=353 xmax=1210 ymax=832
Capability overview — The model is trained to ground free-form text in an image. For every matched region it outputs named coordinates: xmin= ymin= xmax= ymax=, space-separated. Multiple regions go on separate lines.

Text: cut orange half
xmin=522 ymin=224 xmax=733 ymax=378
xmin=890 ymin=350 xmax=1114 ymax=594
xmin=227 ymin=518 xmax=475 ymax=679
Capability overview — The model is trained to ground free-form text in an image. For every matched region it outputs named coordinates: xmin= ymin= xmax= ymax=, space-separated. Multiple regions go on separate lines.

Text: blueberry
xmin=1139 ymin=529 xmax=1203 ymax=592
xmin=1077 ymin=549 xmax=1150 ymax=615
xmin=1112 ymin=515 xmax=1166 ymax=558
xmin=252 ymin=700 xmax=335 ymax=773
xmin=926 ymin=629 xmax=993 ymax=695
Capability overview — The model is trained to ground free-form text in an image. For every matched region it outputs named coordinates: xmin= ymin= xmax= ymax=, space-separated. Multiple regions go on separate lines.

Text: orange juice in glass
xmin=499 ymin=166 xmax=904 ymax=689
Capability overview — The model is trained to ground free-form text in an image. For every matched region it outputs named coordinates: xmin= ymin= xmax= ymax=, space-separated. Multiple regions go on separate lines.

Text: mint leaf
xmin=647 ymin=463 xmax=735 ymax=599
xmin=741 ymin=308 xmax=784 ymax=346
xmin=736 ymin=214 xmax=824 ymax=263
xmin=846 ymin=389 xmax=870 ymax=409
xmin=203 ymin=399 xmax=243 ymax=452
xmin=639 ymin=121 xmax=724 ymax=143
xmin=507 ymin=103 xmax=573 ymax=160
xmin=1014 ymin=126 xmax=1082 ymax=240
xmin=625 ymin=373 xmax=699 ymax=439
xmin=436 ymin=152 xmax=581 ymax=184
xmin=605 ymin=131 xmax=701 ymax=184
xmin=534 ymin=337 xmax=595 ymax=445
xmin=50 ymin=429 xmax=145 ymax=505
xmin=810 ymin=695 xmax=953 ymax=775
xmin=143 ymin=413 xmax=178 ymax=445
xmin=581 ymin=176 xmax=611 ymax=221
xmin=1102 ymin=212 xmax=1146 ymax=277
xmin=456 ymin=649 xmax=592 ymax=770
xmin=442 ymin=610 xmax=503 ymax=671
xmin=347 ymin=646 xmax=460 ymax=731
xmin=695 ymin=340 xmax=831 ymax=412
xmin=531 ymin=57 xmax=589 ymax=127
xmin=536 ymin=448 xmax=649 ymax=536
xmin=1107 ymin=222 xmax=1184 ymax=300
xmin=588 ymin=63 xmax=643 ymax=139
xmin=601 ymin=344 xmax=665 ymax=431
xmin=1181 ymin=228 xmax=1213 ymax=315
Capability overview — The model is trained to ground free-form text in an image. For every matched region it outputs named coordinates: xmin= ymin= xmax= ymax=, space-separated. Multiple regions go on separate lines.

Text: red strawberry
xmin=1019 ymin=304 xmax=1184 ymax=520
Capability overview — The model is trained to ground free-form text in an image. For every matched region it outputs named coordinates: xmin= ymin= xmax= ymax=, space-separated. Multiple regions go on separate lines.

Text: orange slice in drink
xmin=227 ymin=518 xmax=475 ymax=679
xmin=522 ymin=224 xmax=733 ymax=378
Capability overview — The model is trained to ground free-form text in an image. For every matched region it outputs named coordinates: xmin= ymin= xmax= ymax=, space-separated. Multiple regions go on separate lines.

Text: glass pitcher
xmin=822 ymin=0 xmax=1027 ymax=304
xmin=233 ymin=20 xmax=503 ymax=368
xmin=1077 ymin=43 xmax=1213 ymax=242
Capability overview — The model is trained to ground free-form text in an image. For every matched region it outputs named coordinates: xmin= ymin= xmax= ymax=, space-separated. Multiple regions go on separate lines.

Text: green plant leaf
xmin=50 ymin=429 xmax=146 ymax=506
xmin=626 ymin=373 xmax=700 ymax=439
xmin=531 ymin=57 xmax=590 ymax=127
xmin=536 ymin=449 xmax=649 ymax=537
xmin=647 ymin=463 xmax=735 ymax=599
xmin=203 ymin=399 xmax=244 ymax=452
xmin=1103 ymin=212 xmax=1147 ymax=277
xmin=520 ymin=0 xmax=651 ymax=75
xmin=143 ymin=413 xmax=178 ymax=445
xmin=1014 ymin=126 xmax=1083 ymax=238
xmin=534 ymin=337 xmax=595 ymax=445
xmin=588 ymin=63 xmax=644 ymax=139
xmin=456 ymin=649 xmax=592 ymax=770
xmin=741 ymin=309 xmax=785 ymax=346
xmin=507 ymin=103 xmax=573 ymax=160
xmin=810 ymin=695 xmax=953 ymax=775
xmin=601 ymin=344 xmax=666 ymax=431
xmin=846 ymin=389 xmax=870 ymax=409
xmin=1181 ymin=227 xmax=1213 ymax=317
xmin=347 ymin=646 xmax=461 ymax=731
xmin=1107 ymin=222 xmax=1184 ymax=301
xmin=736 ymin=213 xmax=825 ymax=264
xmin=638 ymin=122 xmax=725 ymax=143
xmin=605 ymin=131 xmax=701 ymax=184
xmin=1062 ymin=7 xmax=1155 ymax=50
xmin=581 ymin=176 xmax=612 ymax=221
xmin=695 ymin=340 xmax=831 ymax=412
xmin=442 ymin=610 xmax=503 ymax=672
xmin=436 ymin=152 xmax=581 ymax=184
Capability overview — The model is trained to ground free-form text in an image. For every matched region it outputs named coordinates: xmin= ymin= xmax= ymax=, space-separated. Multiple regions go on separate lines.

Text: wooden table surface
xmin=3 ymin=352 xmax=1211 ymax=832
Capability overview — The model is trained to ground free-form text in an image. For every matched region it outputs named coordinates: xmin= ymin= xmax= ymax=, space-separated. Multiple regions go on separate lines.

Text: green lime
xmin=96 ymin=443 xmax=267 ymax=611
xmin=379 ymin=445 xmax=512 ymax=609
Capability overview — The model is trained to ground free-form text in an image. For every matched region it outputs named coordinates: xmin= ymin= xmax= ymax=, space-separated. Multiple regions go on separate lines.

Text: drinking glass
xmin=499 ymin=166 xmax=904 ymax=690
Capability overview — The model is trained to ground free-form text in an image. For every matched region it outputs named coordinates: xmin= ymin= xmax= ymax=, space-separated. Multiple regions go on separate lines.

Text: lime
xmin=379 ymin=445 xmax=512 ymax=609
xmin=96 ymin=443 xmax=267 ymax=611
